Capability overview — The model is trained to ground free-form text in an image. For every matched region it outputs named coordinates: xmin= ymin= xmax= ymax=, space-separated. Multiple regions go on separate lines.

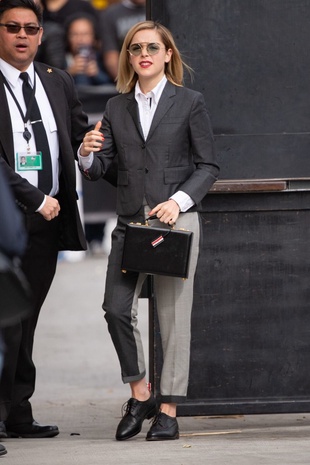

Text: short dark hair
xmin=0 ymin=0 xmax=43 ymax=24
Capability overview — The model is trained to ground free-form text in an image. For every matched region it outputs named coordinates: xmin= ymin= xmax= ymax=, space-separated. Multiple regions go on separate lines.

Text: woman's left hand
xmin=148 ymin=199 xmax=180 ymax=225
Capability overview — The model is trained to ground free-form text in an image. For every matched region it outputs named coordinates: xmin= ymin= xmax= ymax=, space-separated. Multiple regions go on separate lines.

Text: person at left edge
xmin=0 ymin=0 xmax=90 ymax=439
xmin=0 ymin=156 xmax=28 ymax=456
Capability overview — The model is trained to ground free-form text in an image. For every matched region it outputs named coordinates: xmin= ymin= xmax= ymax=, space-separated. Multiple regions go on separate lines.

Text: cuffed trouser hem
xmin=158 ymin=395 xmax=187 ymax=404
xmin=122 ymin=370 xmax=146 ymax=384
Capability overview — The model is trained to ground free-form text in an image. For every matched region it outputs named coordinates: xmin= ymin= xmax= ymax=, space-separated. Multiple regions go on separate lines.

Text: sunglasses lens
xmin=129 ymin=44 xmax=142 ymax=56
xmin=6 ymin=25 xmax=20 ymax=33
xmin=147 ymin=43 xmax=161 ymax=55
xmin=24 ymin=26 xmax=39 ymax=35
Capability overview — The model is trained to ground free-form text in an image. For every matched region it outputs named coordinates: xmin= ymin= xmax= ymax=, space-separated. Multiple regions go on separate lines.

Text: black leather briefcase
xmin=121 ymin=217 xmax=193 ymax=278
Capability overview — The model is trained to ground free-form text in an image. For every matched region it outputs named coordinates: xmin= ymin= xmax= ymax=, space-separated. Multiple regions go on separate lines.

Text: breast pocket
xmin=158 ymin=116 xmax=187 ymax=142
xmin=47 ymin=118 xmax=57 ymax=135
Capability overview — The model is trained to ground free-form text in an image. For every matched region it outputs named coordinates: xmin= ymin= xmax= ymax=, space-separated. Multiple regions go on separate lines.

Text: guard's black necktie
xmin=20 ymin=72 xmax=53 ymax=195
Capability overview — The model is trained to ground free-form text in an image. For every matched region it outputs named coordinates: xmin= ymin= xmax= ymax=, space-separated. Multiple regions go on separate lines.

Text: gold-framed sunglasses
xmin=127 ymin=42 xmax=165 ymax=56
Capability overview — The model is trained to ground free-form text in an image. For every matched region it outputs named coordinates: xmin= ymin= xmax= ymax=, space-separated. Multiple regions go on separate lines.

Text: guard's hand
xmin=148 ymin=199 xmax=180 ymax=225
xmin=80 ymin=121 xmax=104 ymax=156
xmin=39 ymin=196 xmax=60 ymax=221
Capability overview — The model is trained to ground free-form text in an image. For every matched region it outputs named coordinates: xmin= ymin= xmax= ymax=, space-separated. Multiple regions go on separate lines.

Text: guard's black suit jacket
xmin=0 ymin=62 xmax=91 ymax=425
xmin=0 ymin=61 xmax=89 ymax=251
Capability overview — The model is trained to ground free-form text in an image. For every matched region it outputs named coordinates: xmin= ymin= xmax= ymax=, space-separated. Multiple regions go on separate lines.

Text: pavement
xmin=2 ymin=251 xmax=310 ymax=464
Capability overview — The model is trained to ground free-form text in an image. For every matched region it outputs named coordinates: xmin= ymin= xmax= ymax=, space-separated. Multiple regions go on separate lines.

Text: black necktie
xmin=20 ymin=72 xmax=53 ymax=195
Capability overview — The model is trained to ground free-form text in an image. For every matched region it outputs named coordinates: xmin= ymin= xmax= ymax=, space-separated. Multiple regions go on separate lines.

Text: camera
xmin=77 ymin=45 xmax=94 ymax=60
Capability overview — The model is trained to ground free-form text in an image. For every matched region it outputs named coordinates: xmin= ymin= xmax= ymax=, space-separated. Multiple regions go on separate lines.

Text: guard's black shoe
xmin=7 ymin=420 xmax=59 ymax=438
xmin=146 ymin=411 xmax=179 ymax=441
xmin=0 ymin=422 xmax=7 ymax=439
xmin=116 ymin=393 xmax=157 ymax=441
xmin=0 ymin=444 xmax=7 ymax=456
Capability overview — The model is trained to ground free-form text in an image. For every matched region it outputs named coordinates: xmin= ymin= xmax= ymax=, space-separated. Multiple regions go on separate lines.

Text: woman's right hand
xmin=80 ymin=121 xmax=104 ymax=156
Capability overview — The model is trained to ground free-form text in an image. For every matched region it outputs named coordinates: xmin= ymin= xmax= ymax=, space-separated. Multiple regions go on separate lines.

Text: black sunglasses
xmin=0 ymin=23 xmax=41 ymax=35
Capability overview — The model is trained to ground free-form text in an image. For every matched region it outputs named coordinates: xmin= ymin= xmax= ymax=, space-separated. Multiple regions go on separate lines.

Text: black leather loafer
xmin=0 ymin=421 xmax=7 ymax=439
xmin=7 ymin=420 xmax=59 ymax=438
xmin=146 ymin=411 xmax=179 ymax=441
xmin=116 ymin=393 xmax=157 ymax=441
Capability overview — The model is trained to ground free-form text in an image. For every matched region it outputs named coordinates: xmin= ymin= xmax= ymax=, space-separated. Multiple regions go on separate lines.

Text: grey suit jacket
xmin=84 ymin=80 xmax=219 ymax=216
xmin=0 ymin=62 xmax=90 ymax=250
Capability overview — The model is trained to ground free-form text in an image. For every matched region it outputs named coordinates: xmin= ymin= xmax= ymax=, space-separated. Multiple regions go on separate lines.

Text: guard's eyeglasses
xmin=0 ymin=23 xmax=41 ymax=35
xmin=127 ymin=42 xmax=165 ymax=56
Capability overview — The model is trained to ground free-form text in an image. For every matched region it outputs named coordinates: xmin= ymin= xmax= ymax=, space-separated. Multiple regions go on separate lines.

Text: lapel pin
xmin=47 ymin=68 xmax=53 ymax=73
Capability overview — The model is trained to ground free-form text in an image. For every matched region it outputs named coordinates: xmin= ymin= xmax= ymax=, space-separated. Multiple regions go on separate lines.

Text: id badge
xmin=16 ymin=152 xmax=43 ymax=171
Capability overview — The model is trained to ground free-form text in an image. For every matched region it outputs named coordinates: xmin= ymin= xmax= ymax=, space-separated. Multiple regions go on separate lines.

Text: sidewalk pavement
xmin=2 ymin=254 xmax=310 ymax=464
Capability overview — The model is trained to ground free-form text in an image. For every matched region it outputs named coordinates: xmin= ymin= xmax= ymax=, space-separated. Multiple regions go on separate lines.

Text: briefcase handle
xmin=146 ymin=214 xmax=160 ymax=221
xmin=146 ymin=215 xmax=192 ymax=236
xmin=146 ymin=214 xmax=175 ymax=228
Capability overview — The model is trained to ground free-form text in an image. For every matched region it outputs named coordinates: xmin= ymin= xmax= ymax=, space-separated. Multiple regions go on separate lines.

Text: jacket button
xmin=141 ymin=144 xmax=145 ymax=149
xmin=145 ymin=168 xmax=149 ymax=174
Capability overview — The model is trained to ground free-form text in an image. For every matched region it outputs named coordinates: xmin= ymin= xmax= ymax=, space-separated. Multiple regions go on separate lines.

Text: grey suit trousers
xmin=103 ymin=208 xmax=200 ymax=404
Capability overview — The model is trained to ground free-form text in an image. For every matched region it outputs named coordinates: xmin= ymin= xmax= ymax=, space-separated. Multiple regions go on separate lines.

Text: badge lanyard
xmin=1 ymin=71 xmax=38 ymax=153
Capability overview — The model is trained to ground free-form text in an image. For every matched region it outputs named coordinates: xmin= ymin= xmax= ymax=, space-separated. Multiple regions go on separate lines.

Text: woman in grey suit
xmin=79 ymin=20 xmax=219 ymax=441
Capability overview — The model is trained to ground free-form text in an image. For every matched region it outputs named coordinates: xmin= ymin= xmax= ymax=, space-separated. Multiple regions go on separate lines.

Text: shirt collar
xmin=0 ymin=59 xmax=35 ymax=88
xmin=135 ymin=75 xmax=167 ymax=106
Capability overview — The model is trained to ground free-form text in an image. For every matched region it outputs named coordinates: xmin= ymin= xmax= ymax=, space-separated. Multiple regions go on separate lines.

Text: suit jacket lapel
xmin=126 ymin=92 xmax=145 ymax=140
xmin=147 ymin=81 xmax=176 ymax=141
xmin=34 ymin=63 xmax=66 ymax=143
xmin=0 ymin=72 xmax=15 ymax=167
xmin=126 ymin=81 xmax=176 ymax=142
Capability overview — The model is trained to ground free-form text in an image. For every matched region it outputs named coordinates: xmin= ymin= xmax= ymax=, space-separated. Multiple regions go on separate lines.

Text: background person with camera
xmin=64 ymin=12 xmax=111 ymax=86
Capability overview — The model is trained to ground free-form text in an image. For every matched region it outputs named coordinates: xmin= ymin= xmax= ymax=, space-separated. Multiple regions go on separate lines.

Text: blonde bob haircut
xmin=116 ymin=20 xmax=191 ymax=94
